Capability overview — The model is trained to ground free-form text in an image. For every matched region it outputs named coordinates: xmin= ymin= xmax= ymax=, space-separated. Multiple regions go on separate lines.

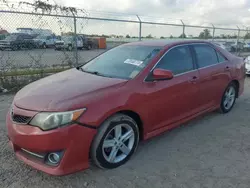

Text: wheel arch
xmin=231 ymin=80 xmax=239 ymax=97
xmin=95 ymin=109 xmax=144 ymax=141
xmin=116 ymin=110 xmax=144 ymax=141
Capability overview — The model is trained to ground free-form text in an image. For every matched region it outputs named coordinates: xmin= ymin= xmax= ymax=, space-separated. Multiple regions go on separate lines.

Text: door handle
xmin=225 ymin=66 xmax=231 ymax=71
xmin=189 ymin=76 xmax=198 ymax=83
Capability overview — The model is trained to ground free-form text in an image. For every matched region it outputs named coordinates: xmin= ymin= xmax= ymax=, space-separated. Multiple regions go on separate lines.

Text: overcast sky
xmin=55 ymin=0 xmax=250 ymax=37
xmin=1 ymin=0 xmax=250 ymax=37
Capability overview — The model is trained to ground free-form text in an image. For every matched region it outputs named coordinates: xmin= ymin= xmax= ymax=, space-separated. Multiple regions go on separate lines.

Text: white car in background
xmin=55 ymin=36 xmax=84 ymax=51
xmin=33 ymin=35 xmax=60 ymax=49
xmin=213 ymin=42 xmax=231 ymax=52
xmin=243 ymin=42 xmax=250 ymax=52
xmin=245 ymin=56 xmax=250 ymax=75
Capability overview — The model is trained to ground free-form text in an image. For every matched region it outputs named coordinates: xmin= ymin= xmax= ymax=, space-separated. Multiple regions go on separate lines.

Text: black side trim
xmin=75 ymin=121 xmax=98 ymax=129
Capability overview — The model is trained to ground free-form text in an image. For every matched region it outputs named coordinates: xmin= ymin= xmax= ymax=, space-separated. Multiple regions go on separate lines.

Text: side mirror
xmin=152 ymin=68 xmax=174 ymax=80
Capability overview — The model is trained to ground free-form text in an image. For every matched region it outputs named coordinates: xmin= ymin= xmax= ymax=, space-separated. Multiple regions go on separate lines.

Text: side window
xmin=155 ymin=46 xmax=194 ymax=75
xmin=217 ymin=52 xmax=227 ymax=63
xmin=193 ymin=44 xmax=218 ymax=68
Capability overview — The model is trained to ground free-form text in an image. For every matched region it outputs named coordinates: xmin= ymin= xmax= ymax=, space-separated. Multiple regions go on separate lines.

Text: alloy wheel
xmin=102 ymin=124 xmax=135 ymax=164
xmin=223 ymin=86 xmax=236 ymax=110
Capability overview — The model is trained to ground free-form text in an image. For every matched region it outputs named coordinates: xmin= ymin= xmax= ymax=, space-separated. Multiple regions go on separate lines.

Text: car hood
xmin=14 ymin=69 xmax=127 ymax=111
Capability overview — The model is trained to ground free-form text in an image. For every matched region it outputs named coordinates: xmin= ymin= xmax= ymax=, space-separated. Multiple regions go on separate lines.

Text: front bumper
xmin=55 ymin=44 xmax=66 ymax=49
xmin=6 ymin=106 xmax=97 ymax=176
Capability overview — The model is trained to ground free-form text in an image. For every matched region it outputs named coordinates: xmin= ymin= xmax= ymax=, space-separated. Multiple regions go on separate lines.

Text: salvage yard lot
xmin=1 ymin=79 xmax=250 ymax=188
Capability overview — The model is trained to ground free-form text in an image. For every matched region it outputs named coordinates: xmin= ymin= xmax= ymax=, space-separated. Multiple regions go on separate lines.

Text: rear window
xmin=193 ymin=44 xmax=218 ymax=68
xmin=216 ymin=52 xmax=227 ymax=63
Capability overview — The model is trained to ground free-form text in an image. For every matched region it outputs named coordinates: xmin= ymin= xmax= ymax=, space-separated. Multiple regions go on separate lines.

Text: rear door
xmin=192 ymin=44 xmax=231 ymax=109
xmin=143 ymin=45 xmax=201 ymax=131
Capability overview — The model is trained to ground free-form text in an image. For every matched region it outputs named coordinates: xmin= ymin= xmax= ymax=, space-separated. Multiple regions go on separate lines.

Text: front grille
xmin=12 ymin=114 xmax=31 ymax=124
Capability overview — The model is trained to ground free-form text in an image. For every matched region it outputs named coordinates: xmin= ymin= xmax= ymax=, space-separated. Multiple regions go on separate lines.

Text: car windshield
xmin=4 ymin=34 xmax=18 ymax=40
xmin=80 ymin=45 xmax=162 ymax=79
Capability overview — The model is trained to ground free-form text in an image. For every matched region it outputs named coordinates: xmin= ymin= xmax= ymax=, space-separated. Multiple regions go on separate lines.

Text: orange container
xmin=98 ymin=37 xmax=106 ymax=49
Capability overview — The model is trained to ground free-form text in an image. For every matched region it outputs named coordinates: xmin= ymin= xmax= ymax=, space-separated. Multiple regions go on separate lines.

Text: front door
xmin=143 ymin=45 xmax=202 ymax=132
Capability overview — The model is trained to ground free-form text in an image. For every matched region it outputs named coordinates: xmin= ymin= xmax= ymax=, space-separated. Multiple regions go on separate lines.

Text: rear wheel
xmin=91 ymin=114 xmax=139 ymax=169
xmin=220 ymin=82 xmax=237 ymax=113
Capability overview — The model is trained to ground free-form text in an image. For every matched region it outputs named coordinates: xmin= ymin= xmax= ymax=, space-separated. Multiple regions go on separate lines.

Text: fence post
xmin=236 ymin=26 xmax=240 ymax=53
xmin=211 ymin=23 xmax=215 ymax=41
xmin=180 ymin=20 xmax=185 ymax=38
xmin=73 ymin=14 xmax=78 ymax=67
xmin=136 ymin=15 xmax=142 ymax=41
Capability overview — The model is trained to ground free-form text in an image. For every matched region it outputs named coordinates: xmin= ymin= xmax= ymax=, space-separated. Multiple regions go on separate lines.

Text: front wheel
xmin=91 ymin=114 xmax=139 ymax=169
xmin=220 ymin=83 xmax=237 ymax=113
xmin=67 ymin=45 xmax=73 ymax=51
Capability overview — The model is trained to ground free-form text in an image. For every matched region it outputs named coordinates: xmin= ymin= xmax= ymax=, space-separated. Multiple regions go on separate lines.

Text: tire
xmin=220 ymin=82 xmax=237 ymax=113
xmin=91 ymin=114 xmax=139 ymax=169
xmin=11 ymin=45 xmax=18 ymax=51
xmin=28 ymin=43 xmax=33 ymax=50
xmin=42 ymin=43 xmax=47 ymax=49
xmin=67 ymin=45 xmax=73 ymax=51
xmin=87 ymin=44 xmax=92 ymax=50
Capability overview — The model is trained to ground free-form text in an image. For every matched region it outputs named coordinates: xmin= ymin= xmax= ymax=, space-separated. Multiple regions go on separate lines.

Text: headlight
xmin=30 ymin=108 xmax=86 ymax=131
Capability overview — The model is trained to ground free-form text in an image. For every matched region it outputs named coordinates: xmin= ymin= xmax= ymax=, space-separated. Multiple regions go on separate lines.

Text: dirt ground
xmin=1 ymin=78 xmax=250 ymax=188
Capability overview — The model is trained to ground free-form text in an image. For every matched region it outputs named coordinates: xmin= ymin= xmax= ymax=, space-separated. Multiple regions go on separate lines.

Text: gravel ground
xmin=1 ymin=79 xmax=250 ymax=188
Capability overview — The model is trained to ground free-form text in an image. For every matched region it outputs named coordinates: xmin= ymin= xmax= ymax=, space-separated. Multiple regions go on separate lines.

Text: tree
xmin=126 ymin=34 xmax=130 ymax=38
xmin=146 ymin=34 xmax=153 ymax=38
xmin=179 ymin=33 xmax=186 ymax=38
xmin=170 ymin=35 xmax=174 ymax=39
xmin=160 ymin=36 xmax=165 ymax=39
xmin=199 ymin=29 xmax=212 ymax=39
xmin=244 ymin=33 xmax=250 ymax=39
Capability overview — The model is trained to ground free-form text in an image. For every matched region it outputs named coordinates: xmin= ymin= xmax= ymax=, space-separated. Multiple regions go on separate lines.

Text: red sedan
xmin=6 ymin=40 xmax=245 ymax=175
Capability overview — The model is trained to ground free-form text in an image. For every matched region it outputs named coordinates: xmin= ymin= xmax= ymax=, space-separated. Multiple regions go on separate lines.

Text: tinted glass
xmin=5 ymin=35 xmax=18 ymax=40
xmin=17 ymin=35 xmax=23 ymax=40
xmin=217 ymin=52 xmax=227 ymax=63
xmin=155 ymin=46 xmax=194 ymax=75
xmin=193 ymin=45 xmax=218 ymax=68
xmin=81 ymin=45 xmax=162 ymax=79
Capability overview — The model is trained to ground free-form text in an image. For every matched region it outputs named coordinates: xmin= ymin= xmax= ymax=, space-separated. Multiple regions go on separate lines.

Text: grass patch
xmin=1 ymin=67 xmax=70 ymax=77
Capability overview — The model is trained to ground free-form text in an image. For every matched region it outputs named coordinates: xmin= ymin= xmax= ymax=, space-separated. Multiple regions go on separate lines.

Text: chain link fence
xmin=0 ymin=2 xmax=250 ymax=91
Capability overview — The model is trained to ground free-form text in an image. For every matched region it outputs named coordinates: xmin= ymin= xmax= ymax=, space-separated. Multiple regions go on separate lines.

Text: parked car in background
xmin=245 ymin=56 xmax=250 ymax=75
xmin=79 ymin=35 xmax=95 ymax=50
xmin=213 ymin=42 xmax=231 ymax=52
xmin=243 ymin=42 xmax=250 ymax=52
xmin=0 ymin=33 xmax=35 ymax=51
xmin=55 ymin=35 xmax=84 ymax=51
xmin=6 ymin=40 xmax=245 ymax=175
xmin=33 ymin=35 xmax=60 ymax=49
xmin=229 ymin=41 xmax=244 ymax=52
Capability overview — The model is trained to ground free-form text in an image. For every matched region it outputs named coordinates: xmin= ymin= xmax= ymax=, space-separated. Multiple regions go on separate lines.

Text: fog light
xmin=47 ymin=152 xmax=61 ymax=164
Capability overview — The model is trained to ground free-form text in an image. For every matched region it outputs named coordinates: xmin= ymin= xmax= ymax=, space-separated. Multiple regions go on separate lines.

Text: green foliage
xmin=179 ymin=33 xmax=186 ymax=38
xmin=199 ymin=29 xmax=212 ymax=39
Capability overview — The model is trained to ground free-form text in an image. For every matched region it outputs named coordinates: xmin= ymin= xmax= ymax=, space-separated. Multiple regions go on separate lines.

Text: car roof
xmin=123 ymin=39 xmax=212 ymax=47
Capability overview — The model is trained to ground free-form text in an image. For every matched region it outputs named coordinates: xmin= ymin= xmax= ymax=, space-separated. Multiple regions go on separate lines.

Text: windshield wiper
xmin=78 ymin=67 xmax=114 ymax=78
